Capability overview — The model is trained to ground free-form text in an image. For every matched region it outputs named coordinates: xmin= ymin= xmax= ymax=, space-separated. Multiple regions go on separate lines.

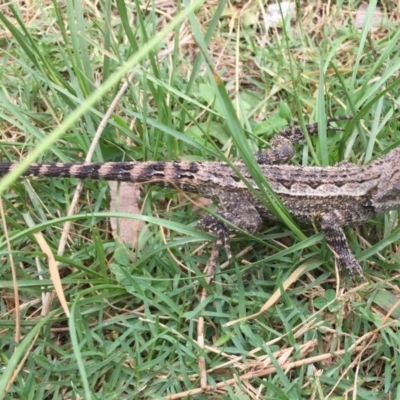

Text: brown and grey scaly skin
xmin=1 ymin=116 xmax=399 ymax=278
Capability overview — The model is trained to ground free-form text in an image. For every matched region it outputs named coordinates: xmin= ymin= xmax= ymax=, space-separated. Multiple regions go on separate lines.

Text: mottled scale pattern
xmin=1 ymin=116 xmax=400 ymax=278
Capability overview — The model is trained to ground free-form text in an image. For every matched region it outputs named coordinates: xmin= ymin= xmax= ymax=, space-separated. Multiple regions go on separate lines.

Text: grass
xmin=1 ymin=0 xmax=400 ymax=398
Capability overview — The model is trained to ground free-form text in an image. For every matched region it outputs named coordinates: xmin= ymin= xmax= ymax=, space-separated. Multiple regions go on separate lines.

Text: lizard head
xmin=372 ymin=165 xmax=400 ymax=212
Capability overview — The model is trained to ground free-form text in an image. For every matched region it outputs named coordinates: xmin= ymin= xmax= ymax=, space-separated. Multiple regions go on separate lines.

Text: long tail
xmin=0 ymin=161 xmax=146 ymax=181
xmin=0 ymin=161 xmax=234 ymax=192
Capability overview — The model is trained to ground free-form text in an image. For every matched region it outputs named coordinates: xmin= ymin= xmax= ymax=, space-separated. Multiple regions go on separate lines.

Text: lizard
xmin=0 ymin=116 xmax=399 ymax=278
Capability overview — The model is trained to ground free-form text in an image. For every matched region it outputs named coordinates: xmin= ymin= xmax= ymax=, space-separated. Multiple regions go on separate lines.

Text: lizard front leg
xmin=320 ymin=209 xmax=374 ymax=277
xmin=198 ymin=193 xmax=263 ymax=280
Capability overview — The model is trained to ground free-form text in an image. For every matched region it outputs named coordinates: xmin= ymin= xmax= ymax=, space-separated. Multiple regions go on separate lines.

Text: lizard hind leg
xmin=198 ymin=215 xmax=232 ymax=281
xmin=255 ymin=116 xmax=353 ymax=165
xmin=198 ymin=193 xmax=263 ymax=280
